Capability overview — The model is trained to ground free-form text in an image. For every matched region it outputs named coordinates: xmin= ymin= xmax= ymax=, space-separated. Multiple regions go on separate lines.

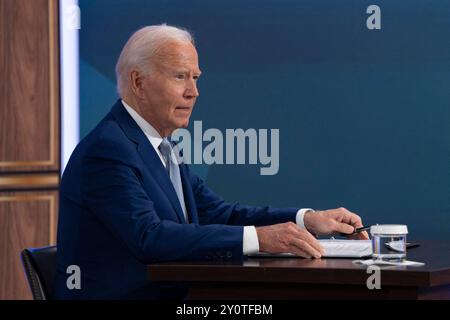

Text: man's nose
xmin=184 ymin=79 xmax=199 ymax=99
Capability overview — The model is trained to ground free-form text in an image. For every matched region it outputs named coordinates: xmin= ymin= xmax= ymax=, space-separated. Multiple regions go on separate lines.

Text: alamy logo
xmin=366 ymin=5 xmax=381 ymax=30
xmin=171 ymin=121 xmax=280 ymax=176
xmin=66 ymin=265 xmax=81 ymax=290
xmin=65 ymin=4 xmax=81 ymax=30
xmin=366 ymin=265 xmax=381 ymax=290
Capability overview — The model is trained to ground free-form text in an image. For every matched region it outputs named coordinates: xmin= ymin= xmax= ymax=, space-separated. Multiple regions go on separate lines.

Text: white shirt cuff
xmin=296 ymin=208 xmax=315 ymax=229
xmin=243 ymin=226 xmax=259 ymax=254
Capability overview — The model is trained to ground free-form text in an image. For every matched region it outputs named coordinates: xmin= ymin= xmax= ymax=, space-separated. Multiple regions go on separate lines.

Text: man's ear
xmin=129 ymin=70 xmax=145 ymax=99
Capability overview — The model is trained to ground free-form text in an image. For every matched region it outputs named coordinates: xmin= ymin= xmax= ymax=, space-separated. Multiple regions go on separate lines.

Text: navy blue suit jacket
xmin=55 ymin=100 xmax=298 ymax=299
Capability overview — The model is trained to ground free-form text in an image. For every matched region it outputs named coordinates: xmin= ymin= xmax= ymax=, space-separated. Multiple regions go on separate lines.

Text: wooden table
xmin=148 ymin=240 xmax=450 ymax=299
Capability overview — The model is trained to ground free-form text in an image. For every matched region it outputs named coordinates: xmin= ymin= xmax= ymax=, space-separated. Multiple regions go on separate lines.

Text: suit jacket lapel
xmin=111 ymin=100 xmax=187 ymax=224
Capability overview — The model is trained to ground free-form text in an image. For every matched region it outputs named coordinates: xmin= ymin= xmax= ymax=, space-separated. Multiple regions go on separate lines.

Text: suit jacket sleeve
xmin=81 ymin=138 xmax=244 ymax=264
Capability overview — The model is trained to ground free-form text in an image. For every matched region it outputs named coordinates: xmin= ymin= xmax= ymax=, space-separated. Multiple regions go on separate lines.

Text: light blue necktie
xmin=158 ymin=138 xmax=188 ymax=223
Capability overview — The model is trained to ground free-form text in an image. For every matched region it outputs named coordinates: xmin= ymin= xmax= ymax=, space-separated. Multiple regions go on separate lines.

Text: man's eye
xmin=176 ymin=74 xmax=185 ymax=80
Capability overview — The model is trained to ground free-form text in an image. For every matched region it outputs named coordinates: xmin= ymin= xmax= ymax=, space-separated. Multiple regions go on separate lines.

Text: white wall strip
xmin=60 ymin=0 xmax=80 ymax=174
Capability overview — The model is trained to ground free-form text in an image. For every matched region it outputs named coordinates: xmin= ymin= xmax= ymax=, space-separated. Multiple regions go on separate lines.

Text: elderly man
xmin=55 ymin=24 xmax=368 ymax=299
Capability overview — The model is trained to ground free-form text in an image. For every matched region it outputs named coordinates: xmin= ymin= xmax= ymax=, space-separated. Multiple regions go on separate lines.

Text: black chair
xmin=21 ymin=246 xmax=57 ymax=300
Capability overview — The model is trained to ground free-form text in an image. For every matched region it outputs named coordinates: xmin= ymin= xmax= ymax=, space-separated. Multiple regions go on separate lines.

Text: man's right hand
xmin=255 ymin=222 xmax=325 ymax=259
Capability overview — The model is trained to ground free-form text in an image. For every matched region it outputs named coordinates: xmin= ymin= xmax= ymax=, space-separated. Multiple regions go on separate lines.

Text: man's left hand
xmin=303 ymin=207 xmax=369 ymax=240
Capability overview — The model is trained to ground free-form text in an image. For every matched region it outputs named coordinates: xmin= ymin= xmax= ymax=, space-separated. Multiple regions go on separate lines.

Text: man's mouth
xmin=176 ymin=106 xmax=191 ymax=111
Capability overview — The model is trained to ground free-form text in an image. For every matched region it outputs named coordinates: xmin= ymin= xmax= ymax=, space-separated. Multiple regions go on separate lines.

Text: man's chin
xmin=177 ymin=117 xmax=191 ymax=129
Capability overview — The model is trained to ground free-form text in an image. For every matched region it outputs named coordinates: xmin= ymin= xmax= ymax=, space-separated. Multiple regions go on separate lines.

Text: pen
xmin=339 ymin=225 xmax=371 ymax=237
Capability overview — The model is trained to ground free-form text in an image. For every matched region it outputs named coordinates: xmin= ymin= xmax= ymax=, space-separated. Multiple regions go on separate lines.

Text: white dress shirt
xmin=121 ymin=99 xmax=312 ymax=255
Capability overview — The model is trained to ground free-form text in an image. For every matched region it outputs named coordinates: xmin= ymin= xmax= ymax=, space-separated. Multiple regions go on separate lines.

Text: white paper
xmin=247 ymin=239 xmax=372 ymax=258
xmin=352 ymin=259 xmax=425 ymax=267
xmin=320 ymin=239 xmax=372 ymax=258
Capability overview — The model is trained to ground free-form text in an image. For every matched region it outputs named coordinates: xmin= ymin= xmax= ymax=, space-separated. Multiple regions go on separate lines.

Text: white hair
xmin=115 ymin=24 xmax=194 ymax=97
